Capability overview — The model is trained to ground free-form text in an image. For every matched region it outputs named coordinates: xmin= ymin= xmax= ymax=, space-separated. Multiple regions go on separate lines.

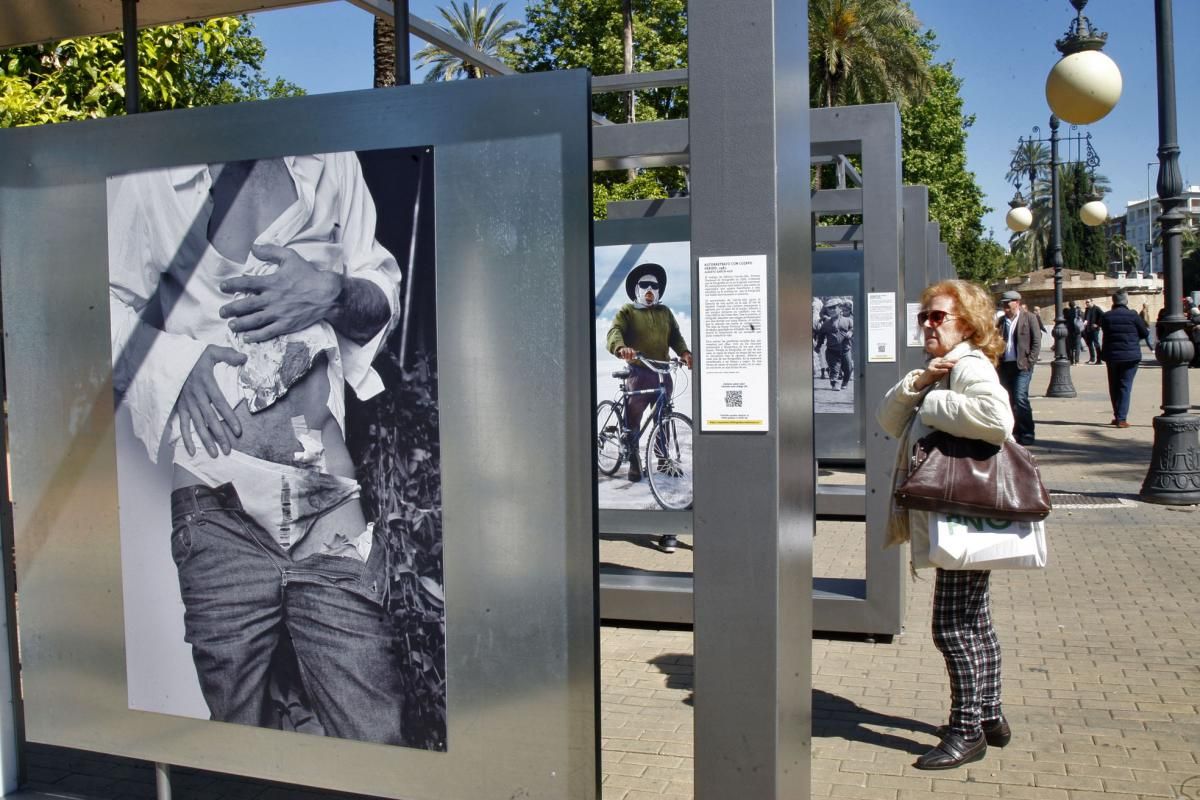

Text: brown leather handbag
xmin=894 ymin=431 xmax=1052 ymax=522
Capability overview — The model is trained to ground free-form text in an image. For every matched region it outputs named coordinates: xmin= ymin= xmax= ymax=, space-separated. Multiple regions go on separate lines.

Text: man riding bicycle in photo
xmin=606 ymin=262 xmax=693 ymax=484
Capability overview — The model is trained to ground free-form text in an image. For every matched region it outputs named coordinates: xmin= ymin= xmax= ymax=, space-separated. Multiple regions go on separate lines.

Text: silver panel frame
xmin=809 ymin=105 xmax=906 ymax=637
xmin=902 ymin=186 xmax=932 ymax=375
xmin=0 ymin=72 xmax=597 ymax=800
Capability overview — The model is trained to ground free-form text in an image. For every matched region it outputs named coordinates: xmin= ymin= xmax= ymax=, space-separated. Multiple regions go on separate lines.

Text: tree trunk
xmin=623 ymin=0 xmax=636 ymax=181
xmin=374 ymin=16 xmax=396 ymax=88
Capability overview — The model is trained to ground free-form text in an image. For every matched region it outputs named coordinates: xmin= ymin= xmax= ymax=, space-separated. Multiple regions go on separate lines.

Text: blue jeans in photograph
xmin=169 ymin=483 xmax=404 ymax=745
xmin=1105 ymin=360 xmax=1140 ymax=424
xmin=998 ymin=361 xmax=1035 ymax=443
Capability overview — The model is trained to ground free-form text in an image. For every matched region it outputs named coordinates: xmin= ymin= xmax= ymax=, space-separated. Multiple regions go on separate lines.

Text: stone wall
xmin=990 ymin=268 xmax=1165 ymax=327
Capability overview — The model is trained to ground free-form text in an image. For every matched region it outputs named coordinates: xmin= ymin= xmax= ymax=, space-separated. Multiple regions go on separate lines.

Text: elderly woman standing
xmin=877 ymin=280 xmax=1015 ymax=770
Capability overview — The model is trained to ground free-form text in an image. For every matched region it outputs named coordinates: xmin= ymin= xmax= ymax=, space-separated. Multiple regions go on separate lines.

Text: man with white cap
xmin=995 ymin=290 xmax=1041 ymax=445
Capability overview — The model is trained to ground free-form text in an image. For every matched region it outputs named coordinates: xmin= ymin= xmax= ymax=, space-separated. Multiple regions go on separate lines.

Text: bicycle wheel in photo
xmin=595 ymin=400 xmax=625 ymax=476
xmin=645 ymin=412 xmax=694 ymax=511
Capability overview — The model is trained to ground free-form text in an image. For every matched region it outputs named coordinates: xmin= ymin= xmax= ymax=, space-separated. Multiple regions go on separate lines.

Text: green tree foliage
xmin=808 ymin=0 xmax=930 ymax=109
xmin=415 ymin=1 xmax=523 ymax=81
xmin=899 ymin=55 xmax=993 ymax=282
xmin=513 ymin=0 xmax=688 ymax=122
xmin=1060 ymin=162 xmax=1107 ymax=272
xmin=514 ymin=0 xmax=688 ymax=216
xmin=1 ymin=17 xmax=301 ymax=127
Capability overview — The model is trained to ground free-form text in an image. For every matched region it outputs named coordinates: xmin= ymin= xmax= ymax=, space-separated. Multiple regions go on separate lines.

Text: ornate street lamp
xmin=1141 ymin=0 xmax=1200 ymax=503
xmin=1045 ymin=0 xmax=1122 ymax=125
xmin=1007 ymin=121 xmax=1106 ymax=399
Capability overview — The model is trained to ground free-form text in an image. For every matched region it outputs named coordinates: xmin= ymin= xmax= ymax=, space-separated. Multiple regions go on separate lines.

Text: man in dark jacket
xmin=1099 ymin=291 xmax=1150 ymax=428
xmin=996 ymin=290 xmax=1042 ymax=445
xmin=1083 ymin=298 xmax=1105 ymax=364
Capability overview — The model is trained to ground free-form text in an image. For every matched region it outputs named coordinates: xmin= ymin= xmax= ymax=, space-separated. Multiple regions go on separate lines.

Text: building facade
xmin=1124 ymin=185 xmax=1200 ymax=275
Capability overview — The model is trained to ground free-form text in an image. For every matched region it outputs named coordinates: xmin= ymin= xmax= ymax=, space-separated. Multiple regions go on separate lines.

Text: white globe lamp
xmin=1006 ymin=205 xmax=1033 ymax=233
xmin=1079 ymin=199 xmax=1108 ymax=227
xmin=1046 ymin=49 xmax=1123 ymax=126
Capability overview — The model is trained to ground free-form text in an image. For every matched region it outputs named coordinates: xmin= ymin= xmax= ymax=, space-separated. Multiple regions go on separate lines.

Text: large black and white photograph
xmin=107 ymin=146 xmax=445 ymax=750
xmin=594 ymin=242 xmax=694 ymax=511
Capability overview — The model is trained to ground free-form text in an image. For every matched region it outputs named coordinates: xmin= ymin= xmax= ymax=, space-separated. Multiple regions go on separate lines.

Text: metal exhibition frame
xmin=0 ymin=73 xmax=597 ymax=800
xmin=807 ymin=104 xmax=906 ymax=637
xmin=1 ymin=1 xmax=814 ymax=799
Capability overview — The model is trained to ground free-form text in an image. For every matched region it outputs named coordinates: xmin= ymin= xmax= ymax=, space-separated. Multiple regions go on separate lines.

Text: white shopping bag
xmin=928 ymin=513 xmax=1048 ymax=570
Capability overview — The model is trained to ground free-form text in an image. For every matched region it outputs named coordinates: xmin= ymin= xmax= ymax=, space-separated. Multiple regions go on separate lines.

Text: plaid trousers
xmin=932 ymin=568 xmax=1002 ymax=737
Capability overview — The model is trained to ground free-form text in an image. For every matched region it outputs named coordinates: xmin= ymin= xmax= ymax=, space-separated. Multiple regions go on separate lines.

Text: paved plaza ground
xmin=19 ymin=352 xmax=1200 ymax=799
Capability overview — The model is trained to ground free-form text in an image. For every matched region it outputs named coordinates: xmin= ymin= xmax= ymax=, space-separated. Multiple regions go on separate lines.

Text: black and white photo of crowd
xmin=813 ymin=295 xmax=857 ymax=414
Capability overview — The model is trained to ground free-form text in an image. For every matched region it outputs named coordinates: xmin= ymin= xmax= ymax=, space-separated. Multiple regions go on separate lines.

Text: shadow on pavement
xmin=812 ymin=690 xmax=936 ymax=755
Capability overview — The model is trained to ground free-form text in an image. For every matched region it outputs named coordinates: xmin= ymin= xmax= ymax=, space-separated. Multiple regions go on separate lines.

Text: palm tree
xmin=1006 ymin=140 xmax=1049 ymax=200
xmin=415 ymin=1 xmax=522 ymax=82
xmin=808 ymin=0 xmax=931 ymax=110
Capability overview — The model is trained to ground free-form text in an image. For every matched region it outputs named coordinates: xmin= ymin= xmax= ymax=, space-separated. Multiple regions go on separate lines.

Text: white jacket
xmin=875 ymin=341 xmax=1014 ymax=569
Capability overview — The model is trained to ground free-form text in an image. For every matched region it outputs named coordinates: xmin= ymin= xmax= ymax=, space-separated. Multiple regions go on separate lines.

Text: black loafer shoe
xmin=931 ymin=719 xmax=1008 ymax=753
xmin=914 ymin=732 xmax=986 ymax=770
xmin=936 ymin=715 xmax=1011 ymax=748
xmin=981 ymin=716 xmax=1011 ymax=747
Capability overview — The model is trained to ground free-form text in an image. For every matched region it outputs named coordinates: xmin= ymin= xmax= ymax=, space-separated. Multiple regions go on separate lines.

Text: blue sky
xmin=249 ymin=0 xmax=1199 ymax=250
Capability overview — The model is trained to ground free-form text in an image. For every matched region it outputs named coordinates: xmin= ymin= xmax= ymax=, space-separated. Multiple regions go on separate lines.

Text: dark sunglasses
xmin=917 ymin=309 xmax=958 ymax=327
xmin=637 ymin=280 xmax=660 ymax=290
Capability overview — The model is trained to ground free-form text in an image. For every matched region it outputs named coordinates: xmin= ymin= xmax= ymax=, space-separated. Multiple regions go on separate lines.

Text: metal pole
xmin=1146 ymin=161 xmax=1157 ymax=275
xmin=121 ymin=0 xmax=139 ymax=114
xmin=1046 ymin=115 xmax=1077 ymax=398
xmin=155 ymin=763 xmax=171 ymax=800
xmin=393 ymin=0 xmax=410 ymax=86
xmin=691 ymin=0 xmax=812 ymax=795
xmin=1141 ymin=0 xmax=1200 ymax=503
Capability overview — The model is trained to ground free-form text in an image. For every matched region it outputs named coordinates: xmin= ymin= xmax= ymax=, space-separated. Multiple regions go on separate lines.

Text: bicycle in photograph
xmin=595 ymin=354 xmax=694 ymax=511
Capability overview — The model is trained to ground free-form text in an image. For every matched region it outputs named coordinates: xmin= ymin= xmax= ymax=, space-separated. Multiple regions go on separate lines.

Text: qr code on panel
xmin=725 ymin=390 xmax=743 ymax=408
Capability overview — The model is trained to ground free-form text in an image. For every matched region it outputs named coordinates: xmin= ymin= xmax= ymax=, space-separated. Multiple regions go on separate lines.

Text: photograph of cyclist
xmin=593 ymin=243 xmax=693 ymax=513
xmin=607 ymin=263 xmax=694 ymax=482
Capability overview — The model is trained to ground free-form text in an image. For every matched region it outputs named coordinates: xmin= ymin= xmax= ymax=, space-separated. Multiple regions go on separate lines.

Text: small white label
xmin=867 ymin=292 xmax=897 ymax=362
xmin=906 ymin=302 xmax=923 ymax=348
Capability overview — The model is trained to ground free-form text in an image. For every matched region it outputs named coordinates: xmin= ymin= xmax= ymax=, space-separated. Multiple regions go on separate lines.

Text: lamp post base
xmin=1140 ymin=413 xmax=1200 ymax=505
xmin=1045 ymin=357 xmax=1077 ymax=398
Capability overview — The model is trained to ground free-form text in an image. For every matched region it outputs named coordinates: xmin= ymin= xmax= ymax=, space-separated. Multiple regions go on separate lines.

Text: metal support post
xmin=1045 ymin=115 xmax=1077 ymax=398
xmin=1141 ymin=0 xmax=1200 ymax=503
xmin=155 ymin=763 xmax=172 ymax=800
xmin=122 ymin=0 xmax=139 ymax=115
xmin=393 ymin=0 xmax=410 ymax=86
xmin=690 ymin=0 xmax=812 ymax=797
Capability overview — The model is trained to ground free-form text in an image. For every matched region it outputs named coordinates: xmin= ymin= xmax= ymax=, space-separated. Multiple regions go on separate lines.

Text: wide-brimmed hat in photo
xmin=625 ymin=262 xmax=668 ymax=301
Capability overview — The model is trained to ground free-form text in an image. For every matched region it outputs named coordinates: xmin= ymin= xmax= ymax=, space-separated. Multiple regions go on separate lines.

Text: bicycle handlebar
xmin=633 ymin=353 xmax=684 ymax=374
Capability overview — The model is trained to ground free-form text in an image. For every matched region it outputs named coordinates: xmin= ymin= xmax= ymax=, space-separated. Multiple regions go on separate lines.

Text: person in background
xmin=1099 ymin=291 xmax=1150 ymax=428
xmin=877 ymin=279 xmax=1014 ymax=771
xmin=996 ymin=290 xmax=1041 ymax=446
xmin=1064 ymin=301 xmax=1080 ymax=365
xmin=1083 ymin=298 xmax=1105 ymax=364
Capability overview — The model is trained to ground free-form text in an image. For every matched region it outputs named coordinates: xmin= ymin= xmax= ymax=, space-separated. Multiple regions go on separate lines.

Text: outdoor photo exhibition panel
xmin=810 ymin=104 xmax=905 ymax=636
xmin=0 ymin=71 xmax=597 ymax=800
xmin=902 ymin=186 xmax=933 ymax=376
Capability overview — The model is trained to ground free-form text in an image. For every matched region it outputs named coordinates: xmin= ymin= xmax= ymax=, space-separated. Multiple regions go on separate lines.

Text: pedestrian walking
xmin=995 ymin=290 xmax=1041 ymax=446
xmin=877 ymin=279 xmax=1015 ymax=771
xmin=1083 ymin=298 xmax=1104 ymax=364
xmin=1099 ymin=291 xmax=1149 ymax=428
xmin=1064 ymin=301 xmax=1081 ymax=365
